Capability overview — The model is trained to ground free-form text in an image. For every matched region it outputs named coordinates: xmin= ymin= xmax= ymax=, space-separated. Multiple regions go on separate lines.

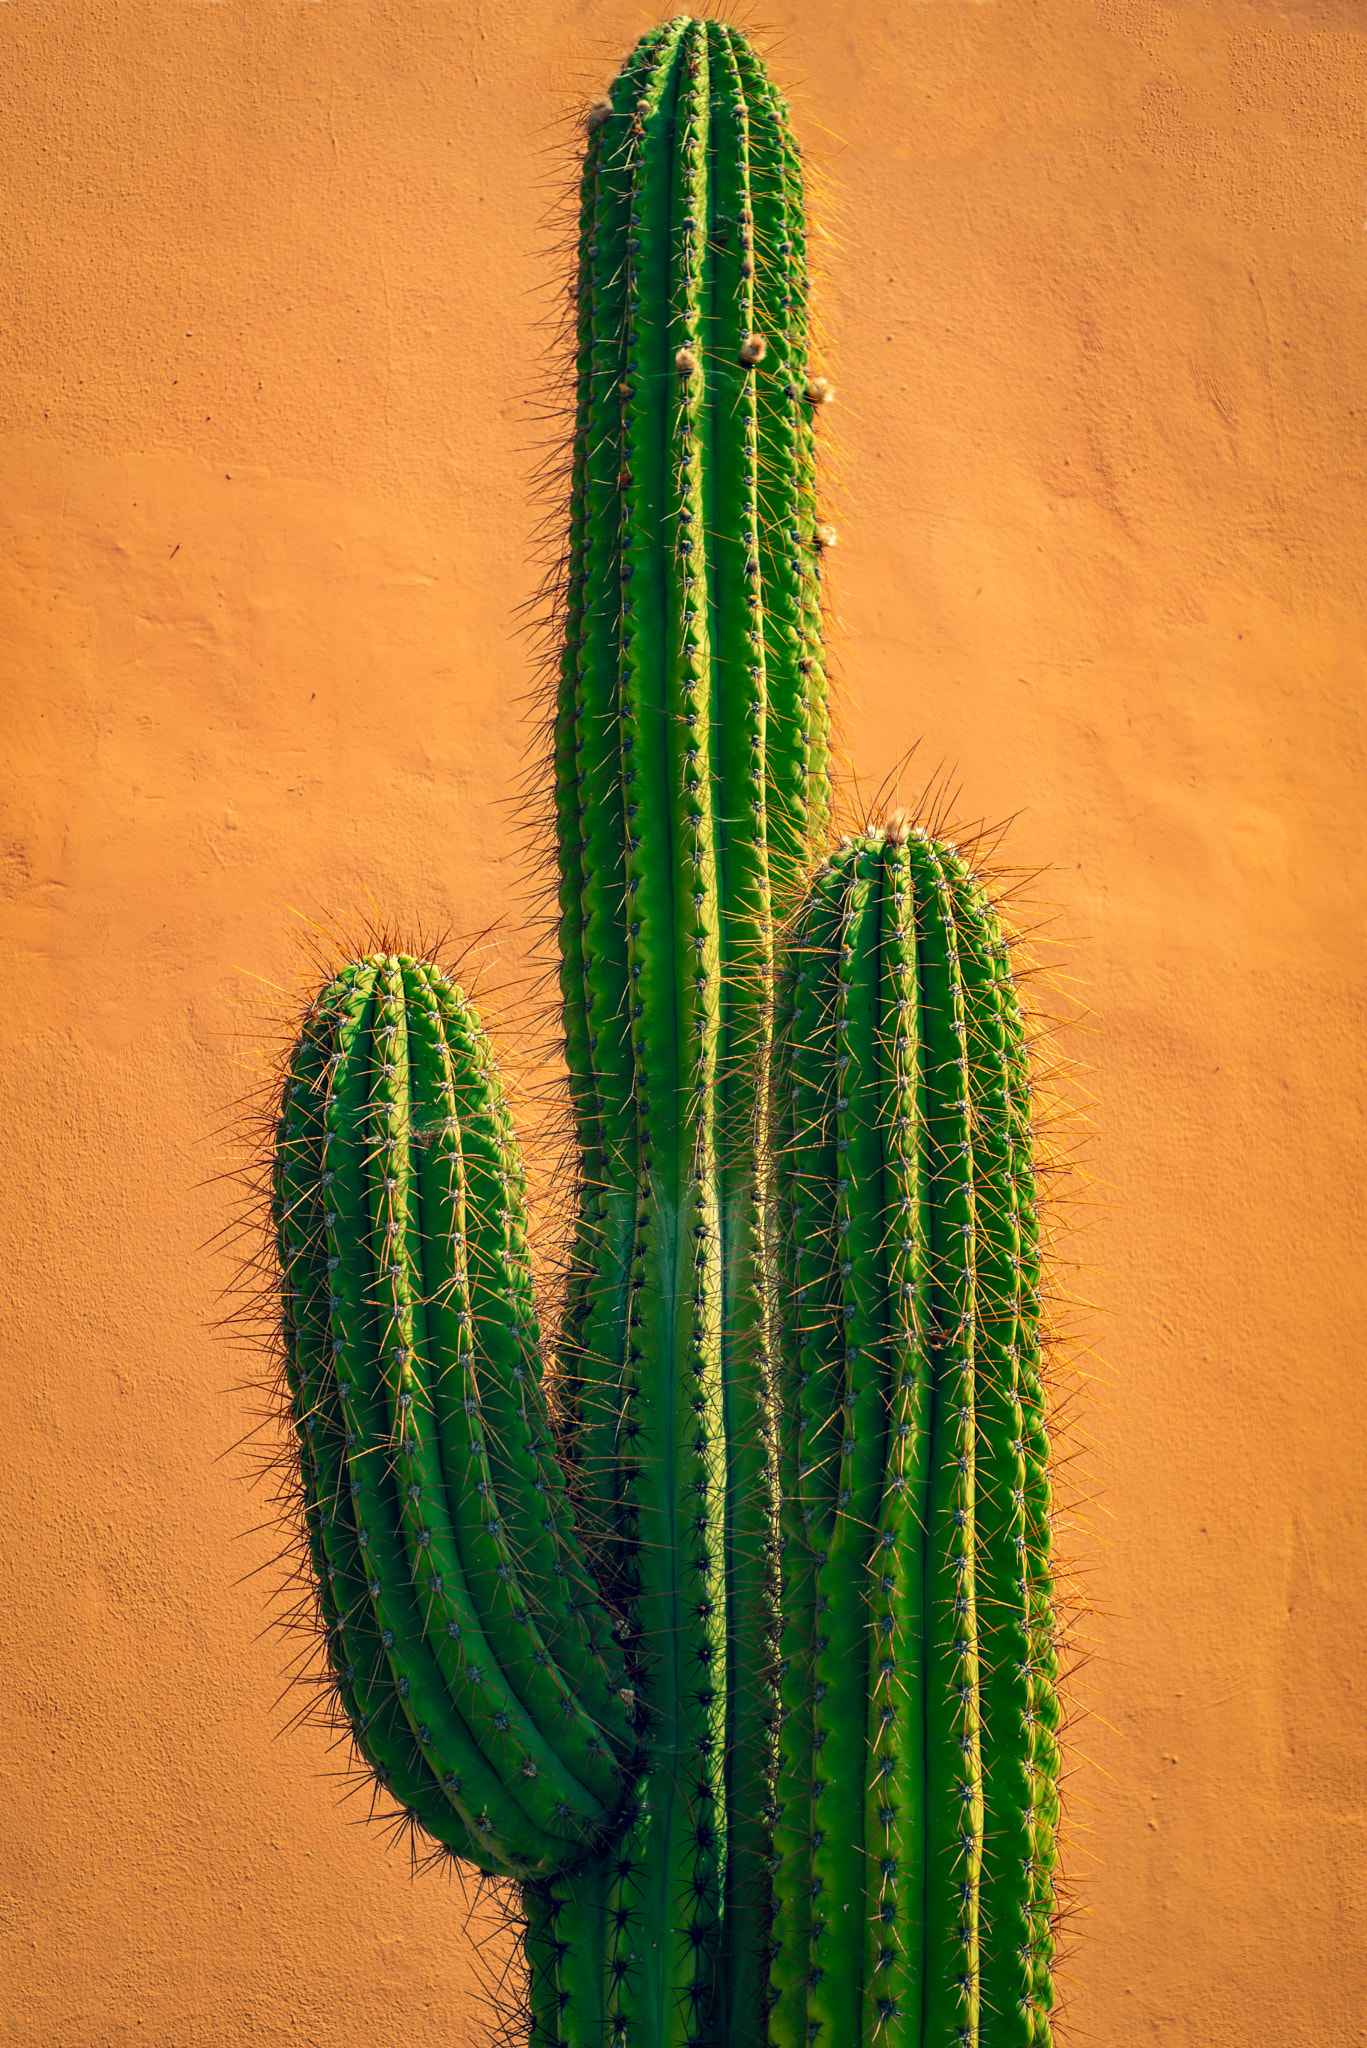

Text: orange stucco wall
xmin=3 ymin=1 xmax=1364 ymax=2042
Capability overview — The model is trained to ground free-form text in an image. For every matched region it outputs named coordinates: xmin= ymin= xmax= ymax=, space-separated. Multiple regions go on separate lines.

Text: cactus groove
xmin=265 ymin=17 xmax=1062 ymax=2048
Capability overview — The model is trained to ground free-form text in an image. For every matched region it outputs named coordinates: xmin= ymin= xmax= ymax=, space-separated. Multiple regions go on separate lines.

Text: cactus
xmin=267 ymin=16 xmax=1061 ymax=2048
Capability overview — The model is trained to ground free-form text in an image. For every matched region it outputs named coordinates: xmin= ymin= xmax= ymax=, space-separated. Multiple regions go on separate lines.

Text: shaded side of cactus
xmin=273 ymin=953 xmax=638 ymax=1878
xmin=768 ymin=825 xmax=1060 ymax=2048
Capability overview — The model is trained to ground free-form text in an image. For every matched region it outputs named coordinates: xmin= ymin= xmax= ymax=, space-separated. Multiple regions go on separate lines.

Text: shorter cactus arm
xmin=277 ymin=1009 xmax=490 ymax=1863
xmin=771 ymin=825 xmax=1055 ymax=2048
xmin=297 ymin=963 xmax=595 ymax=1865
xmin=274 ymin=955 xmax=637 ymax=1878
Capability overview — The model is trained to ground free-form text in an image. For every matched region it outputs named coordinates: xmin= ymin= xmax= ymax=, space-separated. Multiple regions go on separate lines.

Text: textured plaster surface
xmin=2 ymin=1 xmax=1364 ymax=2043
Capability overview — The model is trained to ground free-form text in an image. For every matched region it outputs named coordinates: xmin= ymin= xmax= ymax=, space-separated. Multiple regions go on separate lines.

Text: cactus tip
xmin=583 ymin=94 xmax=614 ymax=133
xmin=805 ymin=375 xmax=836 ymax=406
xmin=739 ymin=333 xmax=767 ymax=368
xmin=815 ymin=521 xmax=837 ymax=550
xmin=675 ymin=346 xmax=698 ymax=376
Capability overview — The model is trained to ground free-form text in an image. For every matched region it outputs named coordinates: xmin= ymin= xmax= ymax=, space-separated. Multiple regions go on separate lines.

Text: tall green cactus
xmin=268 ymin=17 xmax=1060 ymax=2048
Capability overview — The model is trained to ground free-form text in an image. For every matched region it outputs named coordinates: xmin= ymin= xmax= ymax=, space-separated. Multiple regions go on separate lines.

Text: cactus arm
xmin=329 ymin=964 xmax=606 ymax=1864
xmin=275 ymin=959 xmax=651 ymax=1878
xmin=276 ymin=999 xmax=485 ymax=1863
xmin=315 ymin=968 xmax=563 ymax=1866
xmin=770 ymin=830 xmax=1059 ymax=2048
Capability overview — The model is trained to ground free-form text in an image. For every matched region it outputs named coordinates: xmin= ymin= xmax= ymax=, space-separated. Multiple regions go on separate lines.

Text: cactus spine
xmin=267 ymin=18 xmax=1061 ymax=2048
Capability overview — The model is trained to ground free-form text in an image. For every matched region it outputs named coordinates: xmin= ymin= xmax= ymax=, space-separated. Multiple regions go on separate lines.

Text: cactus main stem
xmin=549 ymin=21 xmax=829 ymax=2046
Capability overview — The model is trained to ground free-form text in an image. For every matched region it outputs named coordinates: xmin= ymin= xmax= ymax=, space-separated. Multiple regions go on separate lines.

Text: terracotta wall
xmin=3 ymin=1 xmax=1363 ymax=2041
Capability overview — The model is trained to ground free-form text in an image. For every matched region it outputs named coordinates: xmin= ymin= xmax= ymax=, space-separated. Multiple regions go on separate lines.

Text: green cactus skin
xmin=545 ymin=20 xmax=830 ymax=2048
xmin=769 ymin=825 xmax=1059 ymax=2048
xmin=274 ymin=953 xmax=638 ymax=1878
xmin=268 ymin=16 xmax=1063 ymax=2048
